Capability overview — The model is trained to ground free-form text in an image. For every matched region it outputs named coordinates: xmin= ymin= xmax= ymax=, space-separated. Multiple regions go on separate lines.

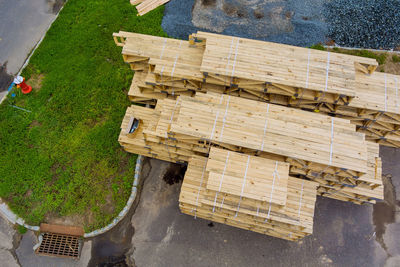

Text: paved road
xmin=0 ymin=0 xmax=62 ymax=97
xmin=16 ymin=231 xmax=91 ymax=267
xmin=0 ymin=0 xmax=60 ymax=74
xmin=128 ymin=155 xmax=400 ymax=267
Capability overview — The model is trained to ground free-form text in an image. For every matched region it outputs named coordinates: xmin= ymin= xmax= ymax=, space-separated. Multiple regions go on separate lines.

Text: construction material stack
xmin=119 ymin=92 xmax=383 ymax=204
xmin=114 ymin=31 xmax=387 ymax=240
xmin=130 ymin=0 xmax=170 ymax=16
xmin=113 ymin=31 xmax=400 ymax=147
xmin=179 ymin=149 xmax=318 ymax=241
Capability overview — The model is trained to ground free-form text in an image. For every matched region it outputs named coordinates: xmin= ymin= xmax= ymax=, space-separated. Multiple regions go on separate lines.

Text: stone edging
xmin=324 ymin=45 xmax=400 ymax=54
xmin=84 ymin=155 xmax=143 ymax=238
xmin=0 ymin=155 xmax=144 ymax=238
xmin=0 ymin=202 xmax=40 ymax=232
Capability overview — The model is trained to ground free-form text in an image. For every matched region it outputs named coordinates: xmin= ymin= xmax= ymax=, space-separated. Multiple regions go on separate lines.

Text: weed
xmin=334 ymin=49 xmax=387 ymax=65
xmin=309 ymin=43 xmax=327 ymax=51
xmin=393 ymin=54 xmax=400 ymax=63
xmin=17 ymin=225 xmax=28 ymax=234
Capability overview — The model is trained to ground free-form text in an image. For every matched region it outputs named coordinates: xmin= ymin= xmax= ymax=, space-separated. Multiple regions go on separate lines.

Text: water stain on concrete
xmin=88 ymin=158 xmax=152 ymax=267
xmin=162 ymin=163 xmax=187 ymax=185
xmin=0 ymin=62 xmax=13 ymax=92
xmin=89 ymin=217 xmax=134 ymax=267
xmin=373 ymin=174 xmax=398 ymax=255
xmin=46 ymin=0 xmax=66 ymax=14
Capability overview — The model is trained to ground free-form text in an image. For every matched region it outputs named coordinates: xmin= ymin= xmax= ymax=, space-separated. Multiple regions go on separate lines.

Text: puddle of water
xmin=372 ymin=174 xmax=397 ymax=253
xmin=162 ymin=163 xmax=187 ymax=185
xmin=88 ymin=205 xmax=135 ymax=266
xmin=0 ymin=62 xmax=13 ymax=92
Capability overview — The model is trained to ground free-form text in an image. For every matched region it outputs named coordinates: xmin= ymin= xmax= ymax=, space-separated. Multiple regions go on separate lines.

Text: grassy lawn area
xmin=0 ymin=0 xmax=166 ymax=231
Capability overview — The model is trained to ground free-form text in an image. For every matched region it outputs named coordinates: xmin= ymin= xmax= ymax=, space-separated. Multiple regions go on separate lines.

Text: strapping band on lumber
xmin=179 ymin=152 xmax=318 ymax=241
xmin=118 ymin=93 xmax=382 ymax=203
xmin=113 ymin=31 xmax=400 ymax=147
xmin=114 ymin=30 xmax=385 ymax=241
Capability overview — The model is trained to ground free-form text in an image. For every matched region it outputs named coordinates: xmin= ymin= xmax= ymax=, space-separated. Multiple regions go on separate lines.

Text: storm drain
xmin=35 ymin=223 xmax=84 ymax=259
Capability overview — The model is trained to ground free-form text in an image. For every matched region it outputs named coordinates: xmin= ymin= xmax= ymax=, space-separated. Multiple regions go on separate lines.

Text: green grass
xmin=393 ymin=54 xmax=400 ymax=63
xmin=309 ymin=43 xmax=327 ymax=51
xmin=310 ymin=44 xmax=388 ymax=65
xmin=17 ymin=225 xmax=28 ymax=235
xmin=336 ymin=49 xmax=387 ymax=65
xmin=0 ymin=0 xmax=166 ymax=231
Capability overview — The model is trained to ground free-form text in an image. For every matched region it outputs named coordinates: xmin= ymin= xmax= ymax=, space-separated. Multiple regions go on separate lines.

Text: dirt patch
xmin=202 ymin=0 xmax=216 ymax=7
xmin=223 ymin=2 xmax=238 ymax=17
xmin=44 ymin=213 xmax=86 ymax=228
xmin=24 ymin=189 xmax=33 ymax=198
xmin=102 ymin=193 xmax=115 ymax=214
xmin=379 ymin=55 xmax=400 ymax=74
xmin=254 ymin=9 xmax=264 ymax=19
xmin=163 ymin=163 xmax=187 ymax=185
xmin=0 ymin=62 xmax=13 ymax=92
xmin=29 ymin=120 xmax=42 ymax=129
xmin=27 ymin=73 xmax=44 ymax=91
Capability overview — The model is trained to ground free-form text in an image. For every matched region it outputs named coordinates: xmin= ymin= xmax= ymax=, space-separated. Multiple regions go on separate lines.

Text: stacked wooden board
xmin=119 ymin=92 xmax=383 ymax=204
xmin=130 ymin=0 xmax=170 ymax=16
xmin=114 ymin=30 xmax=386 ymax=240
xmin=113 ymin=31 xmax=400 ymax=147
xmin=179 ymin=149 xmax=318 ymax=241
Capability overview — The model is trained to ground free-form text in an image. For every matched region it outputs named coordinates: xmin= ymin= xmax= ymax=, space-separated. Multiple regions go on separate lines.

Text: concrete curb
xmin=84 ymin=155 xmax=144 ymax=238
xmin=0 ymin=154 xmax=144 ymax=238
xmin=324 ymin=45 xmax=400 ymax=54
xmin=0 ymin=202 xmax=40 ymax=232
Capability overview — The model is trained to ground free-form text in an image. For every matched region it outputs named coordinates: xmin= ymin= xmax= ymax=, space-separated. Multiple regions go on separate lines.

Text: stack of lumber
xmin=130 ymin=0 xmax=170 ymax=16
xmin=179 ymin=149 xmax=318 ymax=241
xmin=113 ymin=31 xmax=400 ymax=147
xmin=118 ymin=92 xmax=383 ymax=205
xmin=114 ymin=30 xmax=386 ymax=240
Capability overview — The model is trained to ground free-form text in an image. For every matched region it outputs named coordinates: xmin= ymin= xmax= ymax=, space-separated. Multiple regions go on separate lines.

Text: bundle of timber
xmin=130 ymin=0 xmax=170 ymax=16
xmin=118 ymin=92 xmax=383 ymax=204
xmin=113 ymin=31 xmax=400 ymax=147
xmin=114 ymin=30 xmax=386 ymax=239
xmin=179 ymin=149 xmax=318 ymax=241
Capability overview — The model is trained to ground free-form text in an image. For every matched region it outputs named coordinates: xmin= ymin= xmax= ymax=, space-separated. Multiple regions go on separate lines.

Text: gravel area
xmin=163 ymin=0 xmax=327 ymax=47
xmin=162 ymin=0 xmax=400 ymax=49
xmin=325 ymin=0 xmax=400 ymax=49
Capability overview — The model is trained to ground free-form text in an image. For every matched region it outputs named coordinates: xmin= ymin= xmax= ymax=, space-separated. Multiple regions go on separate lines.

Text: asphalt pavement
xmin=0 ymin=0 xmax=61 ymax=95
xmin=127 ymin=155 xmax=400 ymax=267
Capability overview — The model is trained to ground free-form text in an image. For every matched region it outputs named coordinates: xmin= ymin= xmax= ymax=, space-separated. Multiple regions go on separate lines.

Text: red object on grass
xmin=14 ymin=76 xmax=32 ymax=94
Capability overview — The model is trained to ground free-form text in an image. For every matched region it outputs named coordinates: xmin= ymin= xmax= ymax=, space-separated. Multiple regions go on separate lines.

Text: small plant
xmin=17 ymin=225 xmax=28 ymax=234
xmin=392 ymin=54 xmax=400 ymax=63
xmin=309 ymin=43 xmax=327 ymax=51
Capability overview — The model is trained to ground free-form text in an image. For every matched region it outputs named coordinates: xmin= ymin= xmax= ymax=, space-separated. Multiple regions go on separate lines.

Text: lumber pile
xmin=113 ymin=31 xmax=400 ymax=147
xmin=131 ymin=0 xmax=170 ymax=16
xmin=119 ymin=92 xmax=383 ymax=204
xmin=118 ymin=93 xmax=382 ymax=239
xmin=179 ymin=150 xmax=318 ymax=241
xmin=114 ymin=30 xmax=386 ymax=240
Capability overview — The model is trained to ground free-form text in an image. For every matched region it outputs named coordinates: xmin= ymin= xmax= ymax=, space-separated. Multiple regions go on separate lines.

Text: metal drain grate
xmin=35 ymin=232 xmax=81 ymax=259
